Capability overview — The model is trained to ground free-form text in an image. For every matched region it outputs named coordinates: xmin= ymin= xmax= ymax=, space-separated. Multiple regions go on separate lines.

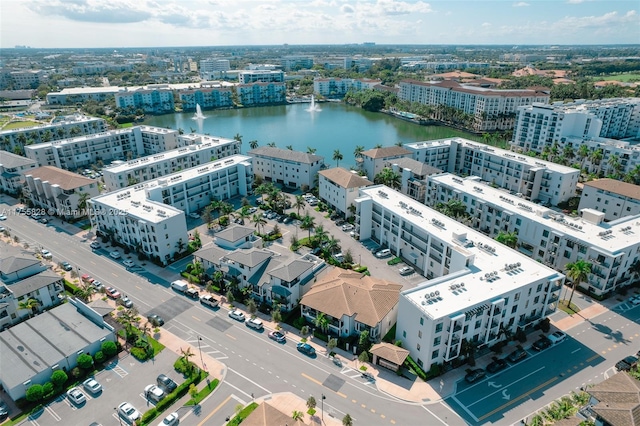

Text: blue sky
xmin=1 ymin=0 xmax=638 ymax=48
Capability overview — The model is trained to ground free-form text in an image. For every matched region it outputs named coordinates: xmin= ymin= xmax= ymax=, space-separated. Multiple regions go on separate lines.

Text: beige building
xmin=579 ymin=179 xmax=640 ymax=221
xmin=318 ymin=167 xmax=372 ymax=218
xmin=361 ymin=146 xmax=412 ymax=182
xmin=0 ymin=151 xmax=38 ymax=196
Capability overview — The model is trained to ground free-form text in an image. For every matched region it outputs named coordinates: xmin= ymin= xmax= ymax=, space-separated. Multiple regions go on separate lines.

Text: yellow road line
xmin=301 ymin=373 xmax=323 ymax=386
xmin=198 ymin=394 xmax=232 ymax=426
xmin=192 ymin=316 xmax=201 ymax=322
xmin=225 ymin=334 xmax=236 ymax=340
xmin=381 ymin=414 xmax=386 ymax=419
xmin=336 ymin=392 xmax=347 ymax=398
xmin=477 ymin=377 xmax=558 ymax=422
xmin=587 ymin=354 xmax=600 ymax=362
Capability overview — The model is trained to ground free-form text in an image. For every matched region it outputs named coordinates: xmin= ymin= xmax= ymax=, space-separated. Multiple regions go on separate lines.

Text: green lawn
xmin=228 ymin=402 xmax=259 ymax=426
xmin=558 ymin=300 xmax=580 ymax=314
xmin=600 ymin=74 xmax=640 ymax=82
xmin=3 ymin=120 xmax=40 ymax=130
xmin=148 ymin=335 xmax=165 ymax=356
xmin=185 ymin=378 xmax=219 ymax=405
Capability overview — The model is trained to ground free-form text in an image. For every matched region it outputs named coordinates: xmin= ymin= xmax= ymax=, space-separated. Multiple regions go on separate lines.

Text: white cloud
xmin=556 ymin=10 xmax=639 ymax=29
xmin=513 ymin=2 xmax=530 ymax=7
xmin=481 ymin=22 xmax=491 ymax=27
xmin=340 ymin=4 xmax=355 ymax=14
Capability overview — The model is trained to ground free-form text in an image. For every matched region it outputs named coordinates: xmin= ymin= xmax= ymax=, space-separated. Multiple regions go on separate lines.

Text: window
xmin=420 ymin=317 xmax=424 ymax=326
xmin=433 ymin=336 xmax=441 ymax=346
xmin=514 ymin=292 xmax=520 ymax=302
xmin=403 ymin=330 xmax=406 ymax=338
xmin=534 ymin=296 xmax=540 ymax=304
xmin=417 ymin=343 xmax=421 ymax=351
xmin=564 ymin=250 xmax=571 ymax=259
xmin=511 ymin=305 xmax=517 ymax=314
xmin=431 ymin=349 xmax=439 ymax=359
xmin=418 ymin=330 xmax=422 ymax=339
xmin=542 ymin=230 xmax=549 ymax=238
xmin=537 ymin=284 xmax=543 ymax=293
xmin=516 ymin=218 xmax=522 ymax=226
xmin=475 ymin=320 xmax=482 ymax=329
xmin=435 ymin=323 xmax=443 ymax=333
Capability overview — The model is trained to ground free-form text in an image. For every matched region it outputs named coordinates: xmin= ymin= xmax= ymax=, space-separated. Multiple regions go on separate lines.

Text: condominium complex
xmin=578 ymin=179 xmax=640 ymax=221
xmin=0 ymin=114 xmax=107 ymax=153
xmin=405 ymin=138 xmax=579 ymax=205
xmin=238 ymin=70 xmax=284 ymax=85
xmin=46 ymin=86 xmax=123 ymax=105
xmin=178 ymin=83 xmax=233 ymax=111
xmin=199 ymin=58 xmax=231 ymax=79
xmin=236 ymin=82 xmax=286 ymax=106
xmin=25 ymin=126 xmax=179 ymax=170
xmin=248 ymin=146 xmax=324 ymax=189
xmin=114 ymin=87 xmax=175 ymax=114
xmin=89 ymin=155 xmax=253 ymax=263
xmin=313 ymin=77 xmax=382 ymax=98
xmin=318 ymin=167 xmax=373 ymax=218
xmin=354 ymin=186 xmax=564 ymax=368
xmin=360 ymin=146 xmax=413 ymax=182
xmin=0 ymin=151 xmax=38 ymax=195
xmin=102 ymin=134 xmax=241 ymax=191
xmin=398 ymin=80 xmax=550 ymax=132
xmin=424 ymin=173 xmax=640 ymax=297
xmin=384 ymin=157 xmax=442 ymax=202
xmin=281 ymin=55 xmax=314 ymax=71
xmin=0 ymin=70 xmax=46 ymax=90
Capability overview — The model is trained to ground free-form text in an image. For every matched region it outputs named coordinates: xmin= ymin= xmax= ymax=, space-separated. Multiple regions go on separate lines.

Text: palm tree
xmin=374 ymin=167 xmax=401 ymax=190
xmin=294 ymin=195 xmax=305 ymax=216
xmin=565 ymin=259 xmax=592 ymax=309
xmin=495 ymin=231 xmax=518 ymax=249
xmin=333 ymin=149 xmax=343 ymax=167
xmin=300 ymin=213 xmax=315 ymax=240
xmin=251 ymin=213 xmax=267 ymax=235
xmin=314 ymin=224 xmax=328 ymax=245
xmin=589 ymin=148 xmax=603 ymax=175
xmin=324 ymin=236 xmax=341 ymax=257
xmin=249 ymin=140 xmax=259 ymax=149
xmin=267 ymin=142 xmax=276 ymax=147
xmin=77 ymin=192 xmax=90 ymax=215
xmin=286 ymin=145 xmax=293 ymax=150
xmin=314 ymin=312 xmax=329 ymax=334
xmin=307 ymin=146 xmax=317 ymax=154
xmin=18 ymin=298 xmax=40 ymax=318
xmin=179 ymin=346 xmax=196 ymax=375
xmin=292 ymin=411 xmax=304 ymax=421
xmin=353 ymin=145 xmax=364 ymax=161
xmin=75 ymin=282 xmax=96 ymax=303
xmin=395 ymin=141 xmax=403 ymax=147
xmin=233 ymin=133 xmax=243 ymax=145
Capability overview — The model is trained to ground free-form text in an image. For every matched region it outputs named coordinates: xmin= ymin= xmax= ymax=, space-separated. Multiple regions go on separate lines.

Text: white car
xmin=67 ymin=387 xmax=86 ymax=405
xmin=118 ymin=402 xmax=141 ymax=423
xmin=110 ymin=251 xmax=121 ymax=259
xmin=246 ymin=317 xmax=264 ymax=330
xmin=548 ymin=330 xmax=567 ymax=344
xmin=228 ymin=309 xmax=245 ymax=321
xmin=247 ymin=207 xmax=257 ymax=214
xmin=161 ymin=412 xmax=179 ymax=426
xmin=399 ymin=266 xmax=415 ymax=275
xmin=629 ymin=295 xmax=640 ymax=306
xmin=189 ymin=212 xmax=200 ymax=219
xmin=375 ymin=249 xmax=392 ymax=258
xmin=90 ymin=241 xmax=101 ymax=249
xmin=0 ymin=214 xmax=6 ymax=221
xmin=82 ymin=378 xmax=102 ymax=395
xmin=40 ymin=249 xmax=53 ymax=259
xmin=123 ymin=259 xmax=135 ymax=268
xmin=144 ymin=384 xmax=165 ymax=402
xmin=200 ymin=294 xmax=219 ymax=308
xmin=341 ymin=223 xmax=354 ymax=232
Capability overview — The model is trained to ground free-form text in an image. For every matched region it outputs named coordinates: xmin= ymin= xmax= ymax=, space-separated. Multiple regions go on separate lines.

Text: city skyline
xmin=1 ymin=0 xmax=638 ymax=49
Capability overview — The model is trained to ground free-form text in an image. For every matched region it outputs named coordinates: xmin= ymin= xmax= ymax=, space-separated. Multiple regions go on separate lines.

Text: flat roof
xmin=0 ymin=114 xmax=102 ymax=137
xmin=359 ymin=185 xmax=562 ymax=319
xmin=430 ymin=173 xmax=640 ymax=253
xmin=26 ymin=127 xmax=136 ymax=150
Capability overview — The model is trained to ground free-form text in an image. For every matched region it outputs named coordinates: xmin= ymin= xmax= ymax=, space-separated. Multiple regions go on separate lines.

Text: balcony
xmin=548 ymin=294 xmax=559 ymax=303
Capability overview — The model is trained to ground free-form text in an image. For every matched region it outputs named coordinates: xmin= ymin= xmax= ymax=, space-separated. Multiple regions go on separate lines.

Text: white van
xmin=246 ymin=318 xmax=264 ymax=330
xmin=171 ymin=280 xmax=189 ymax=293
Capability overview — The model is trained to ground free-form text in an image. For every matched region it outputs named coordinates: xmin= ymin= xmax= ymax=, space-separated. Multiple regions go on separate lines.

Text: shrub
xmin=403 ymin=355 xmax=427 ymax=381
xmin=64 ymin=279 xmax=80 ymax=295
xmin=42 ymin=382 xmax=54 ymax=399
xmin=51 ymin=370 xmax=68 ymax=389
xmin=77 ymin=353 xmax=94 ymax=370
xmin=25 ymin=384 xmax=44 ymax=402
xmin=131 ymin=346 xmax=149 ymax=360
xmin=101 ymin=340 xmax=117 ymax=357
xmin=70 ymin=367 xmax=82 ymax=380
xmin=94 ymin=350 xmax=106 ymax=364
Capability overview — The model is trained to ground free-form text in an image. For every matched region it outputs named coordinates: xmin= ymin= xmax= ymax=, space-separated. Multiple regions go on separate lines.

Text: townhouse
xmin=318 ymin=167 xmax=372 ymax=218
xmin=114 ymin=87 xmax=175 ymax=114
xmin=248 ymin=146 xmax=324 ymax=189
xmin=424 ymin=173 xmax=640 ymax=297
xmin=0 ymin=151 xmax=38 ymax=196
xmin=353 ymin=185 xmax=564 ymax=369
xmin=578 ymin=179 xmax=640 ymax=222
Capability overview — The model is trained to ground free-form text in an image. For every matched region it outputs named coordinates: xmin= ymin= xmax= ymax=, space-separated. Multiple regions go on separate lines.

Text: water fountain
xmin=306 ymin=95 xmax=322 ymax=112
xmin=193 ymin=104 xmax=206 ymax=120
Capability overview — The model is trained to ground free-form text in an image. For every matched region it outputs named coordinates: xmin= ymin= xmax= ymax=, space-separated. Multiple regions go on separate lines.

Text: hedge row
xmin=403 ymin=355 xmax=428 ymax=381
xmin=64 ymin=279 xmax=80 ymax=295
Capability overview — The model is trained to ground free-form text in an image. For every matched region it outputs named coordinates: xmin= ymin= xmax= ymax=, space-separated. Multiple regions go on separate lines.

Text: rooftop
xmin=215 ymin=225 xmax=255 ymax=243
xmin=7 ymin=270 xmax=61 ymax=298
xmin=358 ymin=185 xmax=563 ymax=320
xmin=25 ymin=166 xmax=95 ymax=190
xmin=589 ymin=371 xmax=640 ymax=426
xmin=319 ymin=167 xmax=373 ymax=189
xmin=0 ymin=151 xmax=37 ymax=169
xmin=402 ymin=79 xmax=550 ymax=97
xmin=247 ymin=146 xmax=323 ymax=164
xmin=384 ymin=157 xmax=442 ymax=176
xmin=583 ymin=178 xmax=640 ymax=201
xmin=361 ymin=146 xmax=412 ymax=160
xmin=26 ymin=127 xmax=136 ymax=150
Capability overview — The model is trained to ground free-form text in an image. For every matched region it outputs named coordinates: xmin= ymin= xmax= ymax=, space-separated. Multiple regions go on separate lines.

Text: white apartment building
xmin=281 ymin=56 xmax=314 ymax=71
xmin=361 ymin=146 xmax=413 ymax=182
xmin=398 ymin=80 xmax=550 ymax=132
xmin=578 ymin=179 xmax=640 ymax=221
xmin=384 ymin=157 xmax=442 ymax=203
xmin=0 ymin=151 xmax=37 ymax=195
xmin=199 ymin=59 xmax=230 ymax=79
xmin=178 ymin=84 xmax=233 ymax=111
xmin=424 ymin=173 xmax=640 ymax=297
xmin=24 ymin=166 xmax=99 ymax=219
xmin=236 ymin=82 xmax=286 ymax=106
xmin=354 ymin=186 xmax=564 ymax=369
xmin=405 ymin=138 xmax=580 ymax=205
xmin=102 ymin=134 xmax=241 ymax=191
xmin=114 ymin=88 xmax=175 ymax=114
xmin=6 ymin=70 xmax=46 ymax=90
xmin=238 ymin=70 xmax=284 ymax=85
xmin=318 ymin=168 xmax=372 ymax=218
xmin=0 ymin=114 xmax=107 ymax=153
xmin=89 ymin=155 xmax=253 ymax=263
xmin=46 ymin=86 xmax=122 ymax=105
xmin=313 ymin=77 xmax=382 ymax=98
xmin=248 ymin=146 xmax=324 ymax=189
xmin=25 ymin=126 xmax=179 ymax=170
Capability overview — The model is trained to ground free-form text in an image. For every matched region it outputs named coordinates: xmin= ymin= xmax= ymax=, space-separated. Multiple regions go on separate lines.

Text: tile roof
xmin=319 ymin=167 xmax=373 ymax=189
xmin=225 ymin=248 xmax=273 ymax=268
xmin=361 ymin=146 xmax=412 ymax=160
xmin=584 ymin=178 xmax=640 ymax=201
xmin=26 ymin=166 xmax=95 ymax=190
xmin=269 ymin=259 xmax=315 ymax=282
xmin=589 ymin=372 xmax=640 ymax=426
xmin=243 ymin=402 xmax=308 ymax=426
xmin=0 ymin=150 xmax=37 ymax=169
xmin=0 ymin=256 xmax=41 ymax=276
xmin=384 ymin=157 xmax=442 ymax=177
xmin=300 ymin=267 xmax=402 ymax=327
xmin=215 ymin=225 xmax=255 ymax=242
xmin=248 ymin=146 xmax=323 ymax=164
xmin=370 ymin=342 xmax=410 ymax=365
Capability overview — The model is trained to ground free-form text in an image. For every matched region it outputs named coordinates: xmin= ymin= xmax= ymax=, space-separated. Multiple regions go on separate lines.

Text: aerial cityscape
xmin=1 ymin=1 xmax=640 ymax=426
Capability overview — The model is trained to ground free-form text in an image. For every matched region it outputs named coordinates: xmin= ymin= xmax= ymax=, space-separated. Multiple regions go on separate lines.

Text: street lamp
xmin=321 ymin=393 xmax=326 ymax=423
xmin=197 ymin=336 xmax=206 ymax=371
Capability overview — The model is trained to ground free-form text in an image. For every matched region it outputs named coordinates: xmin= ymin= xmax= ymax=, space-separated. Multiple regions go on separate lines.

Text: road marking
xmin=477 ymin=377 xmax=558 ymax=422
xmin=571 ymin=348 xmax=581 ymax=354
xmin=226 ymin=334 xmax=236 ymax=340
xmin=422 ymin=405 xmax=450 ymax=426
xmin=361 ymin=404 xmax=366 ymax=408
xmin=352 ymin=399 xmax=357 ymax=403
xmin=336 ymin=392 xmax=347 ymax=398
xmin=192 ymin=316 xmax=201 ymax=322
xmin=198 ymin=394 xmax=232 ymax=426
xmin=467 ymin=366 xmax=545 ymax=408
xmin=390 ymin=420 xmax=396 ymax=424
xmin=502 ymin=389 xmax=511 ymax=400
xmin=301 ymin=373 xmax=323 ymax=386
xmin=371 ymin=409 xmax=376 ymax=413
xmin=587 ymin=354 xmax=601 ymax=362
xmin=381 ymin=414 xmax=386 ymax=419
xmin=45 ymin=405 xmax=61 ymax=421
xmin=451 ymin=395 xmax=480 ymax=423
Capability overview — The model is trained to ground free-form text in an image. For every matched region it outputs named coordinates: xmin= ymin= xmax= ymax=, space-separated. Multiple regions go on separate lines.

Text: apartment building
xmin=405 ymin=138 xmax=579 ymax=205
xmin=281 ymin=56 xmax=314 ymax=71
xmin=4 ymin=70 xmax=46 ymax=90
xmin=102 ymin=135 xmax=241 ymax=191
xmin=354 ymin=185 xmax=564 ymax=369
xmin=89 ymin=155 xmax=252 ymax=263
xmin=24 ymin=166 xmax=99 ymax=218
xmin=0 ymin=114 xmax=107 ymax=153
xmin=578 ymin=179 xmax=640 ymax=221
xmin=238 ymin=70 xmax=284 ymax=85
xmin=0 ymin=151 xmax=38 ymax=195
xmin=236 ymin=82 xmax=286 ymax=106
xmin=384 ymin=157 xmax=442 ymax=203
xmin=318 ymin=167 xmax=372 ymax=218
xmin=25 ymin=126 xmax=179 ymax=170
xmin=361 ymin=146 xmax=413 ymax=182
xmin=424 ymin=173 xmax=640 ymax=297
xmin=313 ymin=77 xmax=382 ymax=98
xmin=114 ymin=87 xmax=175 ymax=114
xmin=248 ymin=146 xmax=324 ymax=189
xmin=178 ymin=84 xmax=233 ymax=111
xmin=46 ymin=86 xmax=122 ymax=105
xmin=199 ymin=58 xmax=230 ymax=79
xmin=398 ymin=80 xmax=550 ymax=132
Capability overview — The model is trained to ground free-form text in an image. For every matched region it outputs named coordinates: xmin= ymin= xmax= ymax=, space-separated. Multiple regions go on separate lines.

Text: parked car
xmin=267 ymin=211 xmax=278 ymax=220
xmin=335 ymin=219 xmax=346 ymax=226
xmin=189 ymin=212 xmax=200 ymax=219
xmin=616 ymin=355 xmax=639 ymax=371
xmin=548 ymin=331 xmax=567 ymax=345
xmin=0 ymin=214 xmax=6 ymax=221
xmin=341 ymin=223 xmax=354 ymax=231
xmin=229 ymin=309 xmax=246 ymax=322
xmin=39 ymin=218 xmax=48 ymax=224
xmin=40 ymin=249 xmax=52 ymax=259
xmin=486 ymin=358 xmax=508 ymax=374
xmin=82 ymin=377 xmax=102 ymax=395
xmin=629 ymin=295 xmax=640 ymax=306
xmin=109 ymin=250 xmax=121 ymax=259
xmin=144 ymin=384 xmax=165 ymax=402
xmin=269 ymin=330 xmax=286 ymax=343
xmin=92 ymin=280 xmax=103 ymax=290
xmin=185 ymin=288 xmax=199 ymax=299
xmin=90 ymin=241 xmax=101 ymax=249
xmin=148 ymin=314 xmax=165 ymax=326
xmin=283 ymin=216 xmax=294 ymax=224
xmin=61 ymin=261 xmax=73 ymax=271
xmin=157 ymin=374 xmax=177 ymax=393
xmin=120 ymin=296 xmax=133 ymax=308
xmin=105 ymin=287 xmax=121 ymax=299
xmin=161 ymin=412 xmax=179 ymax=426
xmin=398 ymin=266 xmax=415 ymax=275
xmin=465 ymin=368 xmax=486 ymax=383
xmin=532 ymin=336 xmax=552 ymax=351
xmin=123 ymin=259 xmax=135 ymax=268
xmin=81 ymin=274 xmax=94 ymax=283
xmin=247 ymin=207 xmax=257 ymax=214
xmin=200 ymin=294 xmax=219 ymax=308
xmin=507 ymin=348 xmax=528 ymax=363
xmin=67 ymin=387 xmax=87 ymax=405
xmin=375 ymin=248 xmax=391 ymax=258
xmin=297 ymin=342 xmax=316 ymax=357
xmin=246 ymin=317 xmax=264 ymax=330
xmin=118 ymin=402 xmax=141 ymax=423
xmin=262 ymin=210 xmax=272 ymax=218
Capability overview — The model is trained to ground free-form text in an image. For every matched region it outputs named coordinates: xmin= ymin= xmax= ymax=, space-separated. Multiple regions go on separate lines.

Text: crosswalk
xmin=340 ymin=366 xmax=376 ymax=386
xmin=185 ymin=336 xmax=228 ymax=360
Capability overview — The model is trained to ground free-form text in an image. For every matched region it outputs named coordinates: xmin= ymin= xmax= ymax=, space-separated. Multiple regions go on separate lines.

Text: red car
xmin=105 ymin=287 xmax=121 ymax=299
xmin=81 ymin=274 xmax=94 ymax=283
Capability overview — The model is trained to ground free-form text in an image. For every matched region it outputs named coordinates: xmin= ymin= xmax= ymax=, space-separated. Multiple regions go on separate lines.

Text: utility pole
xmin=321 ymin=393 xmax=326 ymax=424
xmin=197 ymin=336 xmax=206 ymax=371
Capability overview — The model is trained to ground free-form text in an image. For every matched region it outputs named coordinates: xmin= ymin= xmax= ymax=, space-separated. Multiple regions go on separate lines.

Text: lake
xmin=144 ymin=102 xmax=482 ymax=168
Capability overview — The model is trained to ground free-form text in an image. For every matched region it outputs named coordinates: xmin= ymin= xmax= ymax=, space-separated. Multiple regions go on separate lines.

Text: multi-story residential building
xmin=236 ymin=82 xmax=286 ymax=106
xmin=46 ymin=86 xmax=122 ymax=105
xmin=300 ymin=267 xmax=402 ymax=340
xmin=25 ymin=126 xmax=179 ymax=170
xmin=424 ymin=173 xmax=640 ymax=297
xmin=383 ymin=157 xmax=442 ymax=203
xmin=89 ymin=155 xmax=253 ymax=263
xmin=313 ymin=77 xmax=382 ymax=98
xmin=102 ymin=135 xmax=241 ymax=191
xmin=6 ymin=70 xmax=46 ymax=90
xmin=360 ymin=146 xmax=412 ymax=182
xmin=398 ymin=80 xmax=550 ymax=132
xmin=24 ymin=166 xmax=99 ymax=218
xmin=343 ymin=57 xmax=373 ymax=71
xmin=178 ymin=84 xmax=233 ymax=111
xmin=281 ymin=55 xmax=314 ymax=71
xmin=405 ymin=138 xmax=579 ymax=205
xmin=114 ymin=87 xmax=175 ymax=114
xmin=0 ymin=151 xmax=37 ymax=195
xmin=0 ymin=114 xmax=107 ymax=153
xmin=248 ymin=146 xmax=324 ymax=189
xmin=318 ymin=167 xmax=373 ymax=218
xmin=199 ymin=59 xmax=230 ymax=79
xmin=238 ymin=70 xmax=284 ymax=85
xmin=578 ymin=179 xmax=640 ymax=221
xmin=353 ymin=185 xmax=564 ymax=369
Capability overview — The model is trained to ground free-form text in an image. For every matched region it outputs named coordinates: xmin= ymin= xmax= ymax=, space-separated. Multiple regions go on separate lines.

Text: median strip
xmin=477 ymin=377 xmax=558 ymax=422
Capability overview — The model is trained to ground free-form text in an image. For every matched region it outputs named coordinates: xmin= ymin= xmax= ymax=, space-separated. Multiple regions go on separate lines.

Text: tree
xmin=342 ymin=413 xmax=354 ymax=426
xmin=272 ymin=305 xmax=283 ymax=323
xmin=333 ymin=149 xmax=343 ymax=167
xmin=358 ymin=350 xmax=370 ymax=364
xmin=359 ymin=330 xmax=370 ymax=347
xmin=226 ymin=290 xmax=235 ymax=304
xmin=294 ymin=195 xmax=305 ymax=216
xmin=327 ymin=338 xmax=338 ymax=353
xmin=101 ymin=340 xmax=117 ymax=357
xmin=18 ymin=297 xmax=40 ymax=317
xmin=292 ymin=410 xmax=304 ymax=421
xmin=307 ymin=146 xmax=317 ymax=154
xmin=76 ymin=353 xmax=94 ymax=370
xmin=179 ymin=346 xmax=196 ymax=376
xmin=314 ymin=224 xmax=328 ymax=245
xmin=300 ymin=213 xmax=315 ymax=240
xmin=77 ymin=192 xmax=90 ymax=215
xmin=251 ymin=213 xmax=267 ymax=235
xmin=314 ymin=312 xmax=329 ymax=334
xmin=354 ymin=145 xmax=365 ymax=161
xmin=25 ymin=384 xmax=44 ymax=402
xmin=246 ymin=298 xmax=257 ymax=316
xmin=565 ymin=259 xmax=592 ymax=309
xmin=495 ymin=231 xmax=518 ymax=249
xmin=373 ymin=167 xmax=401 ymax=190
xmin=307 ymin=396 xmax=317 ymax=410
xmin=249 ymin=140 xmax=259 ymax=149
xmin=51 ymin=369 xmax=68 ymax=389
